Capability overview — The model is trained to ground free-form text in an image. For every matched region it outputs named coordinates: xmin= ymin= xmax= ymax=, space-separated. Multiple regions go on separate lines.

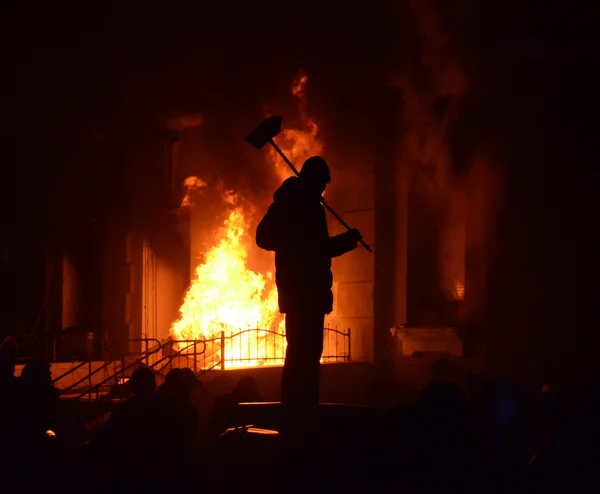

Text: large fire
xmin=171 ymin=199 xmax=285 ymax=368
xmin=169 ymin=72 xmax=323 ymax=369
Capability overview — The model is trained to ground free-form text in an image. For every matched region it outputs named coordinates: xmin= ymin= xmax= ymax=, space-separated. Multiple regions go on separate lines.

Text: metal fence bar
xmin=335 ymin=330 xmax=338 ymax=362
xmin=348 ymin=328 xmax=352 ymax=361
xmin=193 ymin=341 xmax=197 ymax=374
xmin=220 ymin=332 xmax=225 ymax=370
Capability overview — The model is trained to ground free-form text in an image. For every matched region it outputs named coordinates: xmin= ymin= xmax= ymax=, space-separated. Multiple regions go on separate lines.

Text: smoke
xmin=266 ymin=72 xmax=324 ymax=182
xmin=397 ymin=0 xmax=503 ymax=313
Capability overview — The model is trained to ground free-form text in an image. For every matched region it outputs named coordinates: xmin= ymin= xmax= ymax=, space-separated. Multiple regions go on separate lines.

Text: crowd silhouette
xmin=2 ymin=334 xmax=600 ymax=492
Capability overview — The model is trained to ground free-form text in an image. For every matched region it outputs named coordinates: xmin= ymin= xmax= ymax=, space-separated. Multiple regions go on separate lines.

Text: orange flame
xmin=181 ymin=176 xmax=207 ymax=207
xmin=170 ymin=71 xmax=324 ymax=370
xmin=292 ymin=72 xmax=308 ymax=98
xmin=171 ymin=184 xmax=285 ymax=368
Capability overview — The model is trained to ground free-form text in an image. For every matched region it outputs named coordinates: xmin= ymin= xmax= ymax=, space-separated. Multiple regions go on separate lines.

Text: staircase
xmin=48 ymin=338 xmax=212 ymax=401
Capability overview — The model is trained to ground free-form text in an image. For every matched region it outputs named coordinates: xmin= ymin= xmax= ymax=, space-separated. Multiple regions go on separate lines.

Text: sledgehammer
xmin=246 ymin=116 xmax=373 ymax=253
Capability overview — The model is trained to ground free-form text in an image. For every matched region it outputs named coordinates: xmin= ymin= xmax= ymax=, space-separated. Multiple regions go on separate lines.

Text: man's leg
xmin=280 ymin=310 xmax=325 ymax=447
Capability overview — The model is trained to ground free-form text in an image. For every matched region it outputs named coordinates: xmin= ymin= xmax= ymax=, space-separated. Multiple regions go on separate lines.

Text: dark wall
xmin=374 ymin=89 xmax=403 ymax=363
xmin=406 ymin=176 xmax=447 ymax=327
xmin=458 ymin=1 xmax=563 ymax=387
xmin=379 ymin=0 xmax=581 ymax=389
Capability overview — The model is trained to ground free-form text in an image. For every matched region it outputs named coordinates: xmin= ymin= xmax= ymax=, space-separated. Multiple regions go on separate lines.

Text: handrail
xmin=76 ymin=339 xmax=208 ymax=401
xmin=150 ymin=341 xmax=206 ymax=375
xmin=51 ymin=337 xmax=161 ymax=388
xmin=225 ymin=328 xmax=285 ymax=339
xmin=171 ymin=327 xmax=350 ymax=367
xmin=173 ymin=327 xmax=346 ymax=343
xmin=324 ymin=327 xmax=350 ymax=337
xmin=62 ymin=359 xmax=117 ymax=394
xmin=156 ymin=340 xmax=209 ymax=374
xmin=70 ymin=342 xmax=169 ymax=400
xmin=52 ymin=361 xmax=88 ymax=385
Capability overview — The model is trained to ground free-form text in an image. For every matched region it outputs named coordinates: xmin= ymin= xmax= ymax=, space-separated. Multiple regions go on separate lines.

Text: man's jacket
xmin=256 ymin=177 xmax=356 ymax=314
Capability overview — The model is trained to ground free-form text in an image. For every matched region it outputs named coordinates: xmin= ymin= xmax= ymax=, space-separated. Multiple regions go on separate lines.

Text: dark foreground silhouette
xmin=2 ymin=346 xmax=600 ymax=492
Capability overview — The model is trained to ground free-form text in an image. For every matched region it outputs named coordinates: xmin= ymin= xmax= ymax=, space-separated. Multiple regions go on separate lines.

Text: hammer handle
xmin=269 ymin=139 xmax=373 ymax=253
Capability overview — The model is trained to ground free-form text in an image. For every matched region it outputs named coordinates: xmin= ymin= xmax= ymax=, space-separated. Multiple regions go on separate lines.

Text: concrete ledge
xmin=391 ymin=326 xmax=463 ymax=357
xmin=200 ymin=361 xmax=375 ymax=405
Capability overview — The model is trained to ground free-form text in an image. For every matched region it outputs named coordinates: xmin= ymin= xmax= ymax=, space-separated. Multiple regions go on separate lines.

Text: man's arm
xmin=328 ymin=229 xmax=362 ymax=258
xmin=310 ymin=204 xmax=361 ymax=258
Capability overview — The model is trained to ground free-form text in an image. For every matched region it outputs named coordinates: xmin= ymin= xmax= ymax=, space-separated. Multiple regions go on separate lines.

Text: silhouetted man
xmin=96 ymin=368 xmax=167 ymax=483
xmin=256 ymin=156 xmax=361 ymax=447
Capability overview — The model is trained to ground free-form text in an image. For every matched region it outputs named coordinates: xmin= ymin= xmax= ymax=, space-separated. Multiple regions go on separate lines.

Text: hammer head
xmin=246 ymin=116 xmax=282 ymax=149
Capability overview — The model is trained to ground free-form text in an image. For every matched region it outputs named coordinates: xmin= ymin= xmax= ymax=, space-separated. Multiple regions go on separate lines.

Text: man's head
xmin=180 ymin=367 xmax=202 ymax=391
xmin=299 ymin=156 xmax=331 ymax=196
xmin=130 ymin=367 xmax=156 ymax=397
xmin=20 ymin=361 xmax=52 ymax=386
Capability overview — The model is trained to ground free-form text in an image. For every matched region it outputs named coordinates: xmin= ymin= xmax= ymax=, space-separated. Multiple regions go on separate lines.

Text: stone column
xmin=373 ymin=87 xmax=404 ymax=364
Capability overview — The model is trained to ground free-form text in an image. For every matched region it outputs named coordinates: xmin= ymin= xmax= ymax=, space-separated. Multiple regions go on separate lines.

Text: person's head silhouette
xmin=180 ymin=368 xmax=202 ymax=393
xmin=299 ymin=156 xmax=331 ymax=196
xmin=162 ymin=368 xmax=189 ymax=402
xmin=20 ymin=361 xmax=52 ymax=387
xmin=130 ymin=367 xmax=156 ymax=397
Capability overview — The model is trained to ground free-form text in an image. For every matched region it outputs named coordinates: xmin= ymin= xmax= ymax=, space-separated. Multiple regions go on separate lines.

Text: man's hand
xmin=329 ymin=229 xmax=363 ymax=257
xmin=347 ymin=228 xmax=363 ymax=243
xmin=344 ymin=228 xmax=363 ymax=250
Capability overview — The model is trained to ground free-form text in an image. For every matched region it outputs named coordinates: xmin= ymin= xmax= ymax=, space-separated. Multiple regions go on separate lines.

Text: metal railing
xmin=52 ymin=338 xmax=162 ymax=395
xmin=41 ymin=327 xmax=350 ymax=401
xmin=165 ymin=326 xmax=351 ymax=371
xmin=70 ymin=339 xmax=175 ymax=401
